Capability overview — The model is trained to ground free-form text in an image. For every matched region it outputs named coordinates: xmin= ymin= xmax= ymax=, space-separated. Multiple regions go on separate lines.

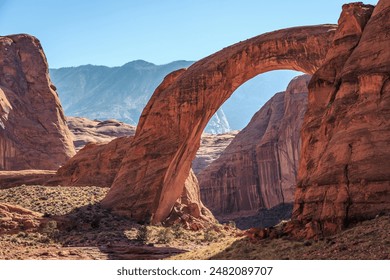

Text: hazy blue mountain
xmin=51 ymin=60 xmax=190 ymax=124
xmin=50 ymin=60 xmax=300 ymax=133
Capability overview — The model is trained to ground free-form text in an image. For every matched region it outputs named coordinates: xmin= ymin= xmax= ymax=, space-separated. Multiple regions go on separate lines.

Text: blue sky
xmin=0 ymin=0 xmax=378 ymax=68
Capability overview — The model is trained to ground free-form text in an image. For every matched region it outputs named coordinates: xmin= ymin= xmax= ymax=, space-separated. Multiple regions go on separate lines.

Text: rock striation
xmin=0 ymin=34 xmax=75 ymax=170
xmin=199 ymin=75 xmax=310 ymax=217
xmin=101 ymin=25 xmax=337 ymax=223
xmin=192 ymin=131 xmax=238 ymax=175
xmin=292 ymin=1 xmax=390 ymax=237
xmin=0 ymin=203 xmax=43 ymax=234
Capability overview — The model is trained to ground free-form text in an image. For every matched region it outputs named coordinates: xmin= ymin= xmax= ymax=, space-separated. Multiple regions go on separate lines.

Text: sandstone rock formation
xmin=0 ymin=203 xmax=43 ymax=234
xmin=49 ymin=136 xmax=133 ymax=187
xmin=292 ymin=1 xmax=390 ymax=237
xmin=101 ymin=25 xmax=337 ymax=223
xmin=56 ymin=115 xmax=232 ymax=187
xmin=48 ymin=134 xmax=216 ymax=226
xmin=0 ymin=170 xmax=56 ymax=189
xmin=192 ymin=131 xmax=238 ymax=175
xmin=199 ymin=75 xmax=310 ymax=217
xmin=0 ymin=34 xmax=75 ymax=170
xmin=66 ymin=117 xmax=136 ymax=151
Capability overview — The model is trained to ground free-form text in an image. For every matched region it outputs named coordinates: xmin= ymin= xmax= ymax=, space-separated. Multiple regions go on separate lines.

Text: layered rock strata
xmin=292 ymin=1 xmax=390 ymax=236
xmin=0 ymin=203 xmax=44 ymax=234
xmin=192 ymin=131 xmax=238 ymax=175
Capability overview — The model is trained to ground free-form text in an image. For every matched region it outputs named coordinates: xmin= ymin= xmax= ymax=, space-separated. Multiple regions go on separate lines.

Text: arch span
xmin=101 ymin=24 xmax=337 ymax=223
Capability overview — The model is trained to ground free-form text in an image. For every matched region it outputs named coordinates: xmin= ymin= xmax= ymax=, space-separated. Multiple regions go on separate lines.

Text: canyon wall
xmin=199 ymin=75 xmax=309 ymax=217
xmin=0 ymin=34 xmax=75 ymax=170
xmin=292 ymin=1 xmax=390 ymax=236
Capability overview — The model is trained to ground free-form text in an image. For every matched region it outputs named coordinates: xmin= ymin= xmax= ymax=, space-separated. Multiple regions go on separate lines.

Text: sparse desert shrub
xmin=157 ymin=228 xmax=173 ymax=244
xmin=41 ymin=220 xmax=59 ymax=238
xmin=172 ymin=224 xmax=184 ymax=239
xmin=203 ymin=228 xmax=218 ymax=242
xmin=136 ymin=225 xmax=149 ymax=243
xmin=227 ymin=220 xmax=236 ymax=229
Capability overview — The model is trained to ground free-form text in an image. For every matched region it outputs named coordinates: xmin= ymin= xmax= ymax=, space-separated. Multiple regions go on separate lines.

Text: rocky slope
xmin=50 ymin=60 xmax=193 ymax=125
xmin=0 ymin=184 xmax=388 ymax=260
xmin=49 ymin=136 xmax=133 ymax=187
xmin=199 ymin=75 xmax=310 ymax=217
xmin=0 ymin=34 xmax=75 ymax=170
xmin=192 ymin=131 xmax=238 ymax=175
xmin=47 ymin=134 xmax=216 ymax=227
xmin=292 ymin=1 xmax=390 ymax=237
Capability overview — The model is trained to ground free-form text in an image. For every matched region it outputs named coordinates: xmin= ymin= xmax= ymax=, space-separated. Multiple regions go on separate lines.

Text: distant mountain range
xmin=50 ymin=60 xmax=299 ymax=133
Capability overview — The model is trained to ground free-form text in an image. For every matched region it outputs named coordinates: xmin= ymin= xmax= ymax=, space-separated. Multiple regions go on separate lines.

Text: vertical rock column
xmin=0 ymin=34 xmax=75 ymax=170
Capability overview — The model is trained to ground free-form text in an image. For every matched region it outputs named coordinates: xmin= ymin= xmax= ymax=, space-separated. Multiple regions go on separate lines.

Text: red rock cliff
xmin=0 ymin=34 xmax=75 ymax=170
xmin=293 ymin=1 xmax=390 ymax=237
xmin=199 ymin=75 xmax=310 ymax=217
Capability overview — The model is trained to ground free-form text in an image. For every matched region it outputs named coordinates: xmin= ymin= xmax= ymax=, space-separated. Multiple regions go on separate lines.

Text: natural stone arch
xmin=101 ymin=24 xmax=337 ymax=223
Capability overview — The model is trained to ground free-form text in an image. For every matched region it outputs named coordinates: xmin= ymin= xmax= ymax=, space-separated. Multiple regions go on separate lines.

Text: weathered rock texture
xmin=199 ymin=75 xmax=310 ymax=217
xmin=0 ymin=170 xmax=56 ymax=189
xmin=101 ymin=25 xmax=337 ymax=223
xmin=292 ymin=1 xmax=390 ymax=237
xmin=0 ymin=34 xmax=75 ymax=170
xmin=47 ymin=135 xmax=216 ymax=226
xmin=66 ymin=117 xmax=136 ymax=151
xmin=0 ymin=203 xmax=43 ymax=234
xmin=192 ymin=131 xmax=238 ymax=175
xmin=49 ymin=136 xmax=133 ymax=187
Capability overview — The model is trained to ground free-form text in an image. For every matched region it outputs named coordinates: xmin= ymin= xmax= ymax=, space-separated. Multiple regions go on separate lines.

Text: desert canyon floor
xmin=0 ymin=184 xmax=388 ymax=260
xmin=1 ymin=1 xmax=389 ymax=261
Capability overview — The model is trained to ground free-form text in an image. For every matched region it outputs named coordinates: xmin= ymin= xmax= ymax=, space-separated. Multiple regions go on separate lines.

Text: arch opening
xmin=195 ymin=70 xmax=309 ymax=229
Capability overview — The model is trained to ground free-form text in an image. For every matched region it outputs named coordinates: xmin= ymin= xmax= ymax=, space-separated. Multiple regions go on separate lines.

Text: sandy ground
xmin=0 ymin=185 xmax=389 ymax=260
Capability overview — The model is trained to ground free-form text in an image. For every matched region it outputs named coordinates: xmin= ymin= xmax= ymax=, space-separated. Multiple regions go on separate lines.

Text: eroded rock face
xmin=192 ymin=131 xmax=238 ymax=175
xmin=0 ymin=203 xmax=43 ymax=234
xmin=0 ymin=170 xmax=56 ymax=189
xmin=49 ymin=136 xmax=132 ymax=187
xmin=66 ymin=117 xmax=136 ymax=151
xmin=199 ymin=75 xmax=309 ymax=217
xmin=48 ymin=134 xmax=216 ymax=225
xmin=101 ymin=25 xmax=337 ymax=223
xmin=0 ymin=34 xmax=75 ymax=170
xmin=165 ymin=169 xmax=216 ymax=228
xmin=293 ymin=1 xmax=390 ymax=237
